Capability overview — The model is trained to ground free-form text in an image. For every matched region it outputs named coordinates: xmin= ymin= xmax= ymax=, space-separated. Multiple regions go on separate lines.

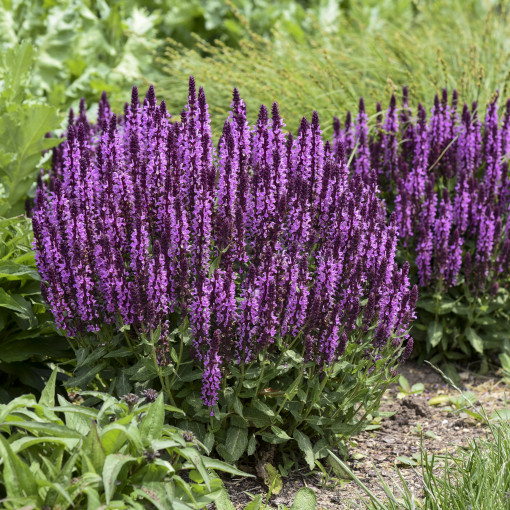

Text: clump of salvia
xmin=33 ymin=78 xmax=416 ymax=410
xmin=333 ymin=88 xmax=510 ymax=293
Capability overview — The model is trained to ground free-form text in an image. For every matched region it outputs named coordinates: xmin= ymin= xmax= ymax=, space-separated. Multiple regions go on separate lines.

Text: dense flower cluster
xmin=333 ymin=88 xmax=510 ymax=291
xmin=33 ymin=79 xmax=416 ymax=408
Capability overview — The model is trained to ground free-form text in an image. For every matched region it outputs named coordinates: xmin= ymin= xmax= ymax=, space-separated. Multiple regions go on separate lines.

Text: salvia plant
xmin=32 ymin=78 xmax=416 ymax=465
xmin=333 ymin=87 xmax=510 ymax=368
xmin=0 ymin=370 xmax=247 ymax=509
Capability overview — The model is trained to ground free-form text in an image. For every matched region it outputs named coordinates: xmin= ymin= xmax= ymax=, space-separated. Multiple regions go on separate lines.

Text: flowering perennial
xmin=33 ymin=79 xmax=416 ymax=408
xmin=333 ymin=89 xmax=510 ymax=292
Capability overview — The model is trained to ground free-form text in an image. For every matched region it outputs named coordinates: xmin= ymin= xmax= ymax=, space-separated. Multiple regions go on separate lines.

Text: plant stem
xmin=147 ymin=330 xmax=177 ymax=407
xmin=252 ymin=346 xmax=269 ymax=400
xmin=169 ymin=328 xmax=185 ymax=388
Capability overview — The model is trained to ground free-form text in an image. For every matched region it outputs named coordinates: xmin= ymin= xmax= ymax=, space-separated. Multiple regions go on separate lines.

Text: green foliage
xmin=159 ymin=0 xmax=510 ymax=135
xmin=0 ymin=0 xmax=161 ymax=110
xmin=0 ymin=214 xmax=71 ymax=402
xmin=0 ymin=0 xmax=345 ymax=112
xmin=0 ymin=371 xmax=249 ymax=509
xmin=146 ymin=0 xmax=343 ymax=50
xmin=412 ymin=285 xmax=510 ymax=370
xmin=0 ymin=42 xmax=61 ymax=217
xmin=66 ymin=321 xmax=402 ymax=469
xmin=396 ymin=375 xmax=424 ymax=399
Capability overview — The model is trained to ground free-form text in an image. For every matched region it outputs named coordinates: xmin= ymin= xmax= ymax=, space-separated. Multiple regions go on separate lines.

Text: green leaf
xmin=243 ymin=406 xmax=272 ymax=428
xmin=427 ymin=321 xmax=443 ymax=348
xmin=411 ymin=383 xmax=425 ymax=394
xmin=233 ymin=396 xmax=244 ymax=417
xmin=258 ymin=431 xmax=288 ymax=445
xmin=100 ymin=424 xmax=128 ymax=455
xmin=0 ymin=288 xmax=32 ymax=316
xmin=285 ymin=372 xmax=303 ymax=401
xmin=211 ymin=487 xmax=235 ymax=510
xmin=428 ymin=395 xmax=451 ymax=406
xmin=500 ymin=353 xmax=510 ymax=377
xmin=252 ymin=399 xmax=275 ymax=417
xmin=0 ymin=335 xmax=70 ymax=363
xmin=290 ymin=487 xmax=317 ymax=510
xmin=83 ymin=420 xmax=106 ymax=474
xmin=0 ymin=435 xmax=38 ymax=498
xmin=9 ymin=436 xmax=80 ymax=454
xmin=490 ymin=409 xmax=510 ymax=421
xmin=465 ymin=327 xmax=484 ymax=354
xmin=3 ymin=41 xmax=34 ymax=95
xmin=1 ymin=421 xmax=82 ymax=438
xmin=39 ymin=368 xmax=58 ymax=408
xmin=102 ymin=453 xmax=137 ymax=504
xmin=139 ymin=393 xmax=164 ymax=442
xmin=244 ymin=494 xmax=263 ymax=510
xmin=270 ymin=425 xmax=292 ymax=440
xmin=201 ymin=457 xmax=253 ymax=477
xmin=0 ymin=394 xmax=36 ymax=421
xmin=398 ymin=375 xmax=410 ymax=393
xmin=396 ymin=456 xmax=418 ymax=466
xmin=217 ymin=426 xmax=248 ymax=462
xmin=263 ymin=463 xmax=282 ymax=495
xmin=132 ymin=486 xmax=168 ymax=510
xmin=83 ymin=486 xmax=101 ymax=510
xmin=179 ymin=446 xmax=211 ymax=490
xmin=37 ymin=479 xmax=74 ymax=507
xmin=293 ymin=429 xmax=314 ymax=469
xmin=0 ymin=262 xmax=40 ymax=280
xmin=247 ymin=435 xmax=256 ymax=457
xmin=327 ymin=452 xmax=352 ymax=479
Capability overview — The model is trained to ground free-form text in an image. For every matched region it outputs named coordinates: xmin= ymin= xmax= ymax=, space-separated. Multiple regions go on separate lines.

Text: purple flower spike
xmin=34 ymin=82 xmax=415 ymax=409
xmin=332 ymin=86 xmax=510 ymax=297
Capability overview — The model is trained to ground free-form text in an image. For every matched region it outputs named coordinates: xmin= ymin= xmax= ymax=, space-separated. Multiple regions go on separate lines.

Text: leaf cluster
xmin=215 ymin=484 xmax=317 ymax=510
xmin=412 ymin=284 xmax=510 ymax=376
xmin=0 ymin=214 xmax=71 ymax=402
xmin=0 ymin=371 xmax=247 ymax=509
xmin=0 ymin=42 xmax=61 ymax=217
xmin=0 ymin=0 xmax=161 ymax=110
xmin=142 ymin=0 xmax=344 ymax=50
xmin=66 ymin=322 xmax=402 ymax=471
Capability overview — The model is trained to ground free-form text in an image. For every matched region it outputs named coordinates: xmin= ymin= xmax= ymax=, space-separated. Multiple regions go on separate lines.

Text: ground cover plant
xmin=0 ymin=370 xmax=247 ymax=509
xmin=32 ymin=79 xmax=416 ymax=469
xmin=331 ymin=88 xmax=510 ymax=373
xmin=159 ymin=0 xmax=510 ymax=135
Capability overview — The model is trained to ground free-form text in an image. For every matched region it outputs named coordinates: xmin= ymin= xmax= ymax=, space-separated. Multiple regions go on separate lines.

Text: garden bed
xmin=222 ymin=361 xmax=508 ymax=509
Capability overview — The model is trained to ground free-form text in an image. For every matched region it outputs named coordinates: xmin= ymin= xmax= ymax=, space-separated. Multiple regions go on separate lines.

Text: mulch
xmin=220 ymin=361 xmax=510 ymax=509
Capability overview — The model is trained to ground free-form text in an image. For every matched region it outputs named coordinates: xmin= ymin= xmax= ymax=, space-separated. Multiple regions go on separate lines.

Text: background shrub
xmin=332 ymin=87 xmax=510 ymax=374
xmin=0 ymin=0 xmax=160 ymax=110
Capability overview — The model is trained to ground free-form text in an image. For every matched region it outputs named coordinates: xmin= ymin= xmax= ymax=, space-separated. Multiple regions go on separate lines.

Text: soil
xmin=219 ymin=361 xmax=510 ymax=509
